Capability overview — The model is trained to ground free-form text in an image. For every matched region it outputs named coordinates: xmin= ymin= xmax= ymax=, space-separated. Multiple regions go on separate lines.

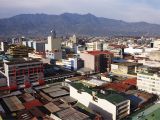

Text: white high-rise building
xmin=45 ymin=30 xmax=62 ymax=60
xmin=137 ymin=72 xmax=160 ymax=95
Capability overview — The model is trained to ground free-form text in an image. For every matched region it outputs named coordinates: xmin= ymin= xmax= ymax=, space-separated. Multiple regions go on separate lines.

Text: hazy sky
xmin=1 ymin=0 xmax=160 ymax=24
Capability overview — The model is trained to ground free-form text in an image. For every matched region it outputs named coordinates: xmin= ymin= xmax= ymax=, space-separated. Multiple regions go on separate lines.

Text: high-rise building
xmin=137 ymin=71 xmax=160 ymax=95
xmin=80 ymin=51 xmax=113 ymax=72
xmin=45 ymin=30 xmax=62 ymax=60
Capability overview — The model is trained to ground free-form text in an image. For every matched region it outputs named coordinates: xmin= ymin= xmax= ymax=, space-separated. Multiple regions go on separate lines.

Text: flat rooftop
xmin=113 ymin=62 xmax=142 ymax=66
xmin=71 ymin=82 xmax=127 ymax=104
xmin=4 ymin=58 xmax=41 ymax=65
xmin=86 ymin=50 xmax=113 ymax=56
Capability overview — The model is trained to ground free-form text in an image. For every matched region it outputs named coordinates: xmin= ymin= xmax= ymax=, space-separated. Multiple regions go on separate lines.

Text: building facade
xmin=45 ymin=31 xmax=62 ymax=60
xmin=69 ymin=82 xmax=130 ymax=120
xmin=62 ymin=57 xmax=84 ymax=71
xmin=80 ymin=51 xmax=113 ymax=72
xmin=3 ymin=58 xmax=45 ymax=89
xmin=137 ymin=72 xmax=160 ymax=95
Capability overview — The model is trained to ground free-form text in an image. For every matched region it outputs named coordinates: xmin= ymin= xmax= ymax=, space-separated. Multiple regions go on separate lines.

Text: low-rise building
xmin=69 ymin=82 xmax=130 ymax=120
xmin=111 ymin=62 xmax=142 ymax=76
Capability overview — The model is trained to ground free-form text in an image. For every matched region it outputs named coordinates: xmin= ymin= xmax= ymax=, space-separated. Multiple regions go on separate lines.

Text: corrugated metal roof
xmin=23 ymin=99 xmax=42 ymax=109
xmin=3 ymin=96 xmax=25 ymax=112
xmin=44 ymin=102 xmax=60 ymax=113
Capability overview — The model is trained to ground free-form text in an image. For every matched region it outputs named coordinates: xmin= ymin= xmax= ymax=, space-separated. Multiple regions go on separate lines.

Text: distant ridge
xmin=0 ymin=13 xmax=160 ymax=37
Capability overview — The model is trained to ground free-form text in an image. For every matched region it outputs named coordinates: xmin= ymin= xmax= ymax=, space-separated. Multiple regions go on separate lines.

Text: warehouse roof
xmin=3 ymin=96 xmax=25 ymax=112
xmin=44 ymin=102 xmax=61 ymax=113
xmin=55 ymin=107 xmax=90 ymax=120
xmin=23 ymin=99 xmax=42 ymax=109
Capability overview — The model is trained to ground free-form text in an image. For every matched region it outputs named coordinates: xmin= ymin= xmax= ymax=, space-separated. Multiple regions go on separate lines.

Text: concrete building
xmin=148 ymin=50 xmax=160 ymax=61
xmin=124 ymin=46 xmax=143 ymax=54
xmin=1 ymin=42 xmax=9 ymax=52
xmin=2 ymin=58 xmax=45 ymax=89
xmin=22 ymin=41 xmax=45 ymax=52
xmin=45 ymin=30 xmax=62 ymax=60
xmin=85 ymin=41 xmax=103 ymax=51
xmin=69 ymin=82 xmax=130 ymax=120
xmin=111 ymin=62 xmax=142 ymax=76
xmin=137 ymin=71 xmax=160 ymax=95
xmin=150 ymin=39 xmax=160 ymax=49
xmin=80 ymin=51 xmax=113 ymax=72
xmin=62 ymin=57 xmax=84 ymax=71
xmin=8 ymin=45 xmax=34 ymax=58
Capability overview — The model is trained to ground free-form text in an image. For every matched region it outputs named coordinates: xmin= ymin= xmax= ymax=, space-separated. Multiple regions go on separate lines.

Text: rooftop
xmin=85 ymin=50 xmax=113 ymax=56
xmin=55 ymin=107 xmax=90 ymax=120
xmin=4 ymin=58 xmax=41 ymax=65
xmin=71 ymin=82 xmax=127 ymax=104
xmin=113 ymin=62 xmax=142 ymax=66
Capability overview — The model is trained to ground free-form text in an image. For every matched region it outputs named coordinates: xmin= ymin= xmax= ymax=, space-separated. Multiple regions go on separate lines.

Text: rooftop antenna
xmin=51 ymin=26 xmax=56 ymax=38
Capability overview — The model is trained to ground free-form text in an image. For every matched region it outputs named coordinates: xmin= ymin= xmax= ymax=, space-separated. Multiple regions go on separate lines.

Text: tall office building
xmin=45 ymin=30 xmax=62 ymax=60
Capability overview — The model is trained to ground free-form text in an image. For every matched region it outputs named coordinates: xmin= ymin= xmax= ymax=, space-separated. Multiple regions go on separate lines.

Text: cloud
xmin=0 ymin=0 xmax=160 ymax=24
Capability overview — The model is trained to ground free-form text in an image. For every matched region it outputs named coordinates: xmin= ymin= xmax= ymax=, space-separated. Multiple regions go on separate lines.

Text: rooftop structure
xmin=111 ymin=62 xmax=142 ymax=76
xmin=8 ymin=45 xmax=34 ymax=58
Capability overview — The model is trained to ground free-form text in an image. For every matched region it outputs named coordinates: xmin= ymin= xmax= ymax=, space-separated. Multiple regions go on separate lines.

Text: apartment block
xmin=80 ymin=51 xmax=113 ymax=72
xmin=137 ymin=72 xmax=160 ymax=95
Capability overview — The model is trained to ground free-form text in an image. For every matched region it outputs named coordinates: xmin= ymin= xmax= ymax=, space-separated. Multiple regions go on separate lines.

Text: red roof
xmin=86 ymin=51 xmax=113 ymax=56
xmin=122 ymin=78 xmax=137 ymax=86
xmin=104 ymin=82 xmax=132 ymax=92
xmin=23 ymin=99 xmax=42 ymax=109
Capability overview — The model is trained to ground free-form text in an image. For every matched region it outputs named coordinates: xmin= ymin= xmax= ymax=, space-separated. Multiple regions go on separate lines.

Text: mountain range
xmin=0 ymin=13 xmax=160 ymax=37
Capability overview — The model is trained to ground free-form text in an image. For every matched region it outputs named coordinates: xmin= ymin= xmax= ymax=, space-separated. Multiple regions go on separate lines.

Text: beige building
xmin=111 ymin=62 xmax=142 ymax=76
xmin=85 ymin=41 xmax=103 ymax=51
xmin=45 ymin=30 xmax=62 ymax=60
xmin=80 ymin=51 xmax=113 ymax=72
xmin=148 ymin=50 xmax=160 ymax=61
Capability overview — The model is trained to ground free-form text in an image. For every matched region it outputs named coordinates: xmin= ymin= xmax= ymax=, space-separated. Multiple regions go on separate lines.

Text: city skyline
xmin=1 ymin=0 xmax=160 ymax=24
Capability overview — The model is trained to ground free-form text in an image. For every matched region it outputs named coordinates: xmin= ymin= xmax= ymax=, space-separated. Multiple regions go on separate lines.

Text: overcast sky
xmin=1 ymin=0 xmax=160 ymax=24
